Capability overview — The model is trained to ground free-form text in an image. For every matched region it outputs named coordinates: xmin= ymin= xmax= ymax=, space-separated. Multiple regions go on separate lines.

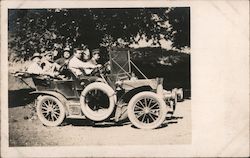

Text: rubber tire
xmin=80 ymin=82 xmax=116 ymax=121
xmin=127 ymin=92 xmax=167 ymax=129
xmin=36 ymin=95 xmax=65 ymax=126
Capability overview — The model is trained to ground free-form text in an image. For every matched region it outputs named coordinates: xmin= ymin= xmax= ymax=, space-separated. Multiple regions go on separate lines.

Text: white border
xmin=1 ymin=0 xmax=249 ymax=157
xmin=3 ymin=0 xmax=192 ymax=8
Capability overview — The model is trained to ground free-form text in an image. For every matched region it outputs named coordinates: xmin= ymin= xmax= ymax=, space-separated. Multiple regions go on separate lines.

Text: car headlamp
xmin=115 ymin=80 xmax=123 ymax=90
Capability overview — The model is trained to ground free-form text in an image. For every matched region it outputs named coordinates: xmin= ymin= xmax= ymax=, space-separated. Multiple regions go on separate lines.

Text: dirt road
xmin=8 ymin=99 xmax=191 ymax=146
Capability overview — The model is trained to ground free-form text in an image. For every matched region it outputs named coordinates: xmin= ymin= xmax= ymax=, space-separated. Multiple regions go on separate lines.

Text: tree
xmin=8 ymin=8 xmax=190 ymax=61
xmin=165 ymin=7 xmax=190 ymax=49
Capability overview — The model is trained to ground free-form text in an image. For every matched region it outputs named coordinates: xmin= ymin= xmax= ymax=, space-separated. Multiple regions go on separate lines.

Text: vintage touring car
xmin=14 ymin=47 xmax=183 ymax=129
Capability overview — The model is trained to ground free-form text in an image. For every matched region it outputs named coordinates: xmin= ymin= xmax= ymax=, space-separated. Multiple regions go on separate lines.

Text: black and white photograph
xmin=1 ymin=0 xmax=249 ymax=157
xmin=8 ymin=7 xmax=191 ymax=146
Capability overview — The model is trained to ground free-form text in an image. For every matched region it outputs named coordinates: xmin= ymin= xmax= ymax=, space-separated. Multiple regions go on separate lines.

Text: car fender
xmin=119 ymin=86 xmax=153 ymax=103
xmin=30 ymin=91 xmax=69 ymax=114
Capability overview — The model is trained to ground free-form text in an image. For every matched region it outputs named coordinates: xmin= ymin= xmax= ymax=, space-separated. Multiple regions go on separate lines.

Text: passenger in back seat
xmin=41 ymin=51 xmax=61 ymax=77
xmin=55 ymin=47 xmax=71 ymax=67
xmin=27 ymin=53 xmax=44 ymax=75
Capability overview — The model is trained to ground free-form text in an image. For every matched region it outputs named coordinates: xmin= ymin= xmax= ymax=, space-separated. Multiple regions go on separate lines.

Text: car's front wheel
xmin=36 ymin=95 xmax=65 ymax=126
xmin=127 ymin=92 xmax=167 ymax=129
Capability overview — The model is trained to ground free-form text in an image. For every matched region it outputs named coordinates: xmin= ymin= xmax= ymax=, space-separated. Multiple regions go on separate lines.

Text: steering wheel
xmin=90 ymin=66 xmax=102 ymax=76
xmin=90 ymin=62 xmax=110 ymax=76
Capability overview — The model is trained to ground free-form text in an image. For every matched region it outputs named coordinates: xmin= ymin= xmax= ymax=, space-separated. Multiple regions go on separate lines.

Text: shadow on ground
xmin=155 ymin=116 xmax=184 ymax=129
xmin=8 ymin=89 xmax=35 ymax=108
xmin=63 ymin=118 xmax=131 ymax=128
xmin=62 ymin=115 xmax=184 ymax=129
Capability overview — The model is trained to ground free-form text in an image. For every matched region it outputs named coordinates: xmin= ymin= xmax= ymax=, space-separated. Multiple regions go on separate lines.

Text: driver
xmin=84 ymin=48 xmax=101 ymax=75
xmin=68 ymin=48 xmax=101 ymax=77
xmin=88 ymin=49 xmax=100 ymax=65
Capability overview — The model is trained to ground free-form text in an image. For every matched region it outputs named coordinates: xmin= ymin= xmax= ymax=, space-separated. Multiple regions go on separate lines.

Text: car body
xmin=15 ymin=47 xmax=183 ymax=129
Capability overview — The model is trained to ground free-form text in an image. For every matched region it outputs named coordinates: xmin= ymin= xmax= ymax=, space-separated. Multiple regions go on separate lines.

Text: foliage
xmin=8 ymin=8 xmax=190 ymax=61
xmin=130 ymin=47 xmax=190 ymax=89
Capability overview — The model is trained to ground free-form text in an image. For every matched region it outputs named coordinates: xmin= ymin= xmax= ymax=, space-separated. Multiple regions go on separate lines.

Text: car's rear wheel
xmin=127 ymin=92 xmax=167 ymax=129
xmin=36 ymin=95 xmax=65 ymax=126
xmin=80 ymin=82 xmax=116 ymax=121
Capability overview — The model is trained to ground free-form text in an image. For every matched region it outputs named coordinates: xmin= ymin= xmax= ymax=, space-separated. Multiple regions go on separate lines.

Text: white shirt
xmin=42 ymin=60 xmax=61 ymax=73
xmin=68 ymin=56 xmax=95 ymax=76
xmin=27 ymin=62 xmax=44 ymax=75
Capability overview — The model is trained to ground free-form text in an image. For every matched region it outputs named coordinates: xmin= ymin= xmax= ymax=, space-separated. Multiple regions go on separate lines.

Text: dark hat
xmin=91 ymin=49 xmax=100 ymax=55
xmin=31 ymin=53 xmax=42 ymax=60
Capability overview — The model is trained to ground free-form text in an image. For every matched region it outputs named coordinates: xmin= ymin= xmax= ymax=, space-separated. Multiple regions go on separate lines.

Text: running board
xmin=67 ymin=115 xmax=86 ymax=119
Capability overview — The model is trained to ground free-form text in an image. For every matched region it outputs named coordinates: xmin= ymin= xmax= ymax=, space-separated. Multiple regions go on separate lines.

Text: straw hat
xmin=43 ymin=51 xmax=53 ymax=56
xmin=31 ymin=53 xmax=42 ymax=60
xmin=64 ymin=47 xmax=70 ymax=51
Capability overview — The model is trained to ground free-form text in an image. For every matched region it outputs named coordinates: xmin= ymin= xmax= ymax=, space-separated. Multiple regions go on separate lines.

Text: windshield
xmin=109 ymin=48 xmax=131 ymax=75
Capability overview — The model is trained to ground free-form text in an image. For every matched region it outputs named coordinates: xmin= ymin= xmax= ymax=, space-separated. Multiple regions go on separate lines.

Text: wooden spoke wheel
xmin=36 ymin=95 xmax=65 ymax=126
xmin=128 ymin=92 xmax=167 ymax=129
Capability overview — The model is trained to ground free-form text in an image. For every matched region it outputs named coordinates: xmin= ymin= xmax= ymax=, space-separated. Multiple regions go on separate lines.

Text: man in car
xmin=83 ymin=48 xmax=101 ymax=75
xmin=68 ymin=48 xmax=101 ymax=77
xmin=27 ymin=52 xmax=57 ymax=77
xmin=41 ymin=51 xmax=61 ymax=77
xmin=82 ymin=47 xmax=91 ymax=62
xmin=27 ymin=53 xmax=44 ymax=75
xmin=55 ymin=47 xmax=71 ymax=66
xmin=54 ymin=47 xmax=73 ymax=79
xmin=88 ymin=49 xmax=101 ymax=65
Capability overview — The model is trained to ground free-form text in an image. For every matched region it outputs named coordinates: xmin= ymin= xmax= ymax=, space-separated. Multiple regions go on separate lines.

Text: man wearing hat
xmin=27 ymin=53 xmax=44 ymax=75
xmin=83 ymin=48 xmax=102 ymax=75
xmin=88 ymin=49 xmax=101 ymax=65
xmin=41 ymin=51 xmax=61 ymax=77
xmin=55 ymin=47 xmax=71 ymax=66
